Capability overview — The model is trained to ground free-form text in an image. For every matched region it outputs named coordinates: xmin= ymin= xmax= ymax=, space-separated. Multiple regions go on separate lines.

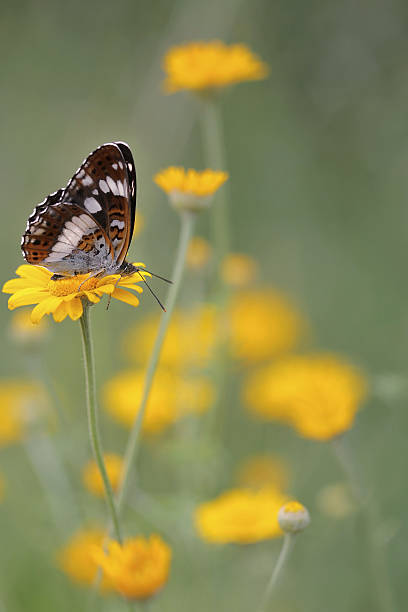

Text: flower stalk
xmin=117 ymin=210 xmax=196 ymax=514
xmin=256 ymin=534 xmax=296 ymax=612
xmin=79 ymin=303 xmax=123 ymax=544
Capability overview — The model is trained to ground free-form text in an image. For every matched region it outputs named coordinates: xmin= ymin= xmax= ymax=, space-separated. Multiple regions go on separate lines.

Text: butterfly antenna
xmin=137 ymin=271 xmax=167 ymax=312
xmin=138 ymin=268 xmax=172 ymax=284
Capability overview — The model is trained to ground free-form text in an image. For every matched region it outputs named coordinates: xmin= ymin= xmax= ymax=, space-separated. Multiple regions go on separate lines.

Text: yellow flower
xmin=195 ymin=487 xmax=288 ymax=544
xmin=278 ymin=501 xmax=310 ymax=533
xmin=163 ymin=41 xmax=268 ymax=93
xmin=154 ymin=167 xmax=228 ymax=211
xmin=186 ymin=236 xmax=212 ymax=270
xmin=57 ymin=528 xmax=113 ymax=591
xmin=82 ymin=453 xmax=123 ymax=498
xmin=0 ymin=381 xmax=41 ymax=445
xmin=2 ymin=264 xmax=148 ymax=323
xmin=9 ymin=308 xmax=49 ymax=344
xmin=124 ymin=305 xmax=217 ymax=371
xmin=104 ymin=369 xmax=214 ymax=434
xmin=228 ymin=289 xmax=305 ymax=363
xmin=236 ymin=455 xmax=289 ymax=490
xmin=244 ymin=354 xmax=367 ymax=440
xmin=221 ymin=253 xmax=258 ymax=288
xmin=94 ymin=535 xmax=171 ymax=600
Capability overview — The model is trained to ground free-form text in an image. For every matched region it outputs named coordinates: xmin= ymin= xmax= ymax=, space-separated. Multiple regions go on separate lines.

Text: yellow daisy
xmin=163 ymin=41 xmax=268 ymax=93
xmin=2 ymin=264 xmax=149 ymax=323
xmin=82 ymin=453 xmax=124 ymax=498
xmin=154 ymin=167 xmax=228 ymax=211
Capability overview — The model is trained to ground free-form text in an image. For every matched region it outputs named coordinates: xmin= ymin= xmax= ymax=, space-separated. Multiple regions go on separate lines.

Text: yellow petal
xmin=3 ymin=278 xmax=32 ymax=294
xmin=31 ymin=297 xmax=63 ymax=324
xmin=118 ymin=282 xmax=143 ymax=293
xmin=111 ymin=288 xmax=140 ymax=307
xmin=67 ymin=297 xmax=83 ymax=320
xmin=8 ymin=288 xmax=49 ymax=310
xmin=84 ymin=291 xmax=100 ymax=304
xmin=52 ymin=302 xmax=69 ymax=322
xmin=15 ymin=265 xmax=51 ymax=284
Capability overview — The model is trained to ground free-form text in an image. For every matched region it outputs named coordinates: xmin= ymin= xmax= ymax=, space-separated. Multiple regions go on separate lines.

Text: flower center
xmin=47 ymin=276 xmax=100 ymax=296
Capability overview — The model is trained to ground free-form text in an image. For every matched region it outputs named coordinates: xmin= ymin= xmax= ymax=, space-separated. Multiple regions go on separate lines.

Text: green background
xmin=1 ymin=0 xmax=407 ymax=610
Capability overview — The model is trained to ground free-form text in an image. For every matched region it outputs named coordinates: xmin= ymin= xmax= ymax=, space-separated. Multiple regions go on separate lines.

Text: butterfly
xmin=21 ymin=141 xmax=140 ymax=280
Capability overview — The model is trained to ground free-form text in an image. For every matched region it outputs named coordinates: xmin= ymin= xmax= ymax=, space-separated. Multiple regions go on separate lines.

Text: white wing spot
xmin=84 ymin=197 xmax=102 ymax=213
xmin=112 ymin=163 xmax=118 ymax=170
xmin=99 ymin=179 xmax=109 ymax=193
xmin=82 ymin=174 xmax=93 ymax=187
xmin=118 ymin=161 xmax=124 ymax=170
xmin=117 ymin=181 xmax=125 ymax=196
xmin=110 ymin=220 xmax=125 ymax=230
xmin=92 ymin=189 xmax=98 ymax=195
xmin=106 ymin=176 xmax=119 ymax=195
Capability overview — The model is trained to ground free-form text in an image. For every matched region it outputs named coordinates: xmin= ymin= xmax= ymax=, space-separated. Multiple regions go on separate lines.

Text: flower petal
xmin=84 ymin=291 xmax=100 ymax=304
xmin=8 ymin=288 xmax=49 ymax=310
xmin=111 ymin=288 xmax=140 ymax=307
xmin=66 ymin=297 xmax=83 ymax=320
xmin=52 ymin=302 xmax=69 ymax=322
xmin=117 ymin=282 xmax=143 ymax=293
xmin=3 ymin=278 xmax=33 ymax=294
xmin=15 ymin=265 xmax=51 ymax=284
xmin=31 ymin=297 xmax=63 ymax=324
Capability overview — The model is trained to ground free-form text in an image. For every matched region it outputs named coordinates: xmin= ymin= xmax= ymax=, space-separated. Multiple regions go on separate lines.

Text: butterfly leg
xmin=77 ymin=269 xmax=106 ymax=291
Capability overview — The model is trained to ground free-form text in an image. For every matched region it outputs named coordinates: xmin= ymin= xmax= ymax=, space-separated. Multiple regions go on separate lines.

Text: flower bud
xmin=278 ymin=501 xmax=310 ymax=534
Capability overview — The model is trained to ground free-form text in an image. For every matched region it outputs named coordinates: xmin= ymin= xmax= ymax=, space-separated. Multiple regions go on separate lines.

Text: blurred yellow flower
xmin=9 ymin=308 xmax=49 ymax=344
xmin=2 ymin=264 xmax=148 ymax=323
xmin=94 ymin=535 xmax=171 ymax=600
xmin=124 ymin=305 xmax=217 ymax=371
xmin=316 ymin=482 xmax=355 ymax=519
xmin=133 ymin=213 xmax=145 ymax=237
xmin=195 ymin=487 xmax=287 ymax=543
xmin=237 ymin=454 xmax=289 ymax=490
xmin=187 ymin=236 xmax=212 ymax=270
xmin=154 ymin=167 xmax=228 ymax=211
xmin=163 ymin=41 xmax=268 ymax=93
xmin=221 ymin=253 xmax=258 ymax=288
xmin=82 ymin=453 xmax=123 ymax=498
xmin=244 ymin=354 xmax=367 ymax=440
xmin=104 ymin=369 xmax=214 ymax=434
xmin=228 ymin=289 xmax=304 ymax=363
xmin=0 ymin=381 xmax=40 ymax=445
xmin=57 ymin=528 xmax=112 ymax=591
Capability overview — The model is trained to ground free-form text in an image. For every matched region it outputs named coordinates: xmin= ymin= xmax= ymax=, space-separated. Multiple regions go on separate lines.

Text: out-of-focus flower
xmin=278 ymin=501 xmax=310 ymax=533
xmin=163 ymin=41 xmax=268 ymax=93
xmin=0 ymin=381 xmax=41 ymax=445
xmin=228 ymin=289 xmax=305 ymax=363
xmin=3 ymin=264 xmax=149 ymax=323
xmin=154 ymin=167 xmax=228 ymax=212
xmin=82 ymin=453 xmax=123 ymax=498
xmin=316 ymin=482 xmax=355 ymax=519
xmin=195 ymin=487 xmax=288 ymax=543
xmin=124 ymin=305 xmax=217 ymax=371
xmin=104 ymin=369 xmax=214 ymax=434
xmin=244 ymin=354 xmax=366 ymax=440
xmin=236 ymin=455 xmax=289 ymax=490
xmin=133 ymin=213 xmax=145 ymax=237
xmin=221 ymin=253 xmax=258 ymax=288
xmin=9 ymin=308 xmax=49 ymax=345
xmin=187 ymin=236 xmax=212 ymax=270
xmin=94 ymin=535 xmax=171 ymax=600
xmin=57 ymin=528 xmax=112 ymax=591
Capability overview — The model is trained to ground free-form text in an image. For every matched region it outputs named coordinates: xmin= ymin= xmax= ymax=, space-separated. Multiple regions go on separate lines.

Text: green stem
xmin=79 ymin=304 xmax=123 ymax=544
xmin=200 ymin=97 xmax=230 ymax=267
xmin=256 ymin=534 xmax=296 ymax=612
xmin=331 ymin=437 xmax=396 ymax=612
xmin=117 ymin=210 xmax=196 ymax=514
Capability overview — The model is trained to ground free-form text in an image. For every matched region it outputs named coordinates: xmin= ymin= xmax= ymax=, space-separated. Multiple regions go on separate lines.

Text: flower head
xmin=3 ymin=264 xmax=148 ymax=323
xmin=82 ymin=453 xmax=123 ymax=498
xmin=228 ymin=289 xmax=305 ymax=363
xmin=221 ymin=253 xmax=258 ymax=288
xmin=186 ymin=236 xmax=212 ymax=270
xmin=94 ymin=535 xmax=171 ymax=600
xmin=163 ymin=40 xmax=268 ymax=93
xmin=236 ymin=454 xmax=289 ymax=490
xmin=195 ymin=487 xmax=288 ymax=544
xmin=154 ymin=167 xmax=228 ymax=212
xmin=57 ymin=528 xmax=113 ymax=591
xmin=104 ymin=368 xmax=214 ymax=434
xmin=0 ymin=381 xmax=41 ymax=445
xmin=244 ymin=354 xmax=366 ymax=440
xmin=278 ymin=501 xmax=310 ymax=533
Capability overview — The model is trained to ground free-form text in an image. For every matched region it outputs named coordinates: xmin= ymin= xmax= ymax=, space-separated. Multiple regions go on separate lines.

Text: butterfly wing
xmin=63 ymin=142 xmax=136 ymax=266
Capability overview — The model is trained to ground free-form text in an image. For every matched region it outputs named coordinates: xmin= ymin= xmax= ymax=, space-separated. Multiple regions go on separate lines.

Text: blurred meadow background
xmin=1 ymin=0 xmax=408 ymax=610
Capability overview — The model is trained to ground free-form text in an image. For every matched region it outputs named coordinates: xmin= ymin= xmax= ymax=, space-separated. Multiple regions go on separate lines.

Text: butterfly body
xmin=21 ymin=142 xmax=137 ymax=279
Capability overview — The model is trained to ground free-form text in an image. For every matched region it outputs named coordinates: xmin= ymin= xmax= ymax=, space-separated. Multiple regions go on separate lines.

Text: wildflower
xmin=0 ymin=381 xmax=40 ymax=445
xmin=187 ymin=236 xmax=212 ymax=270
xmin=104 ymin=369 xmax=214 ymax=434
xmin=124 ymin=305 xmax=217 ymax=371
xmin=195 ymin=487 xmax=288 ymax=544
xmin=163 ymin=41 xmax=268 ymax=93
xmin=244 ymin=354 xmax=366 ymax=440
xmin=57 ymin=528 xmax=112 ymax=590
xmin=82 ymin=453 xmax=123 ymax=498
xmin=2 ymin=264 xmax=148 ymax=323
xmin=94 ymin=535 xmax=171 ymax=600
xmin=237 ymin=454 xmax=289 ymax=490
xmin=9 ymin=308 xmax=48 ymax=344
xmin=228 ymin=289 xmax=304 ymax=363
xmin=316 ymin=482 xmax=355 ymax=519
xmin=154 ymin=167 xmax=228 ymax=212
xmin=278 ymin=501 xmax=310 ymax=534
xmin=221 ymin=253 xmax=258 ymax=288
